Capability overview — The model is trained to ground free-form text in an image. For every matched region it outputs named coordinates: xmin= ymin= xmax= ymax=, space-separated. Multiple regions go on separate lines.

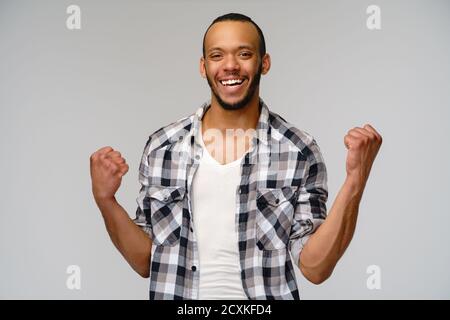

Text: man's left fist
xmin=344 ymin=124 xmax=382 ymax=187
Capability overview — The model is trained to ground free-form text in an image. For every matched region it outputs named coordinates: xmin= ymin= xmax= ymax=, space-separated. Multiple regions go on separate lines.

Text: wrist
xmin=343 ymin=175 xmax=366 ymax=198
xmin=94 ymin=194 xmax=118 ymax=208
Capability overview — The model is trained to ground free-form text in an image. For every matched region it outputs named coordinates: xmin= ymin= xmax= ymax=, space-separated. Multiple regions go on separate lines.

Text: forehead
xmin=204 ymin=21 xmax=259 ymax=52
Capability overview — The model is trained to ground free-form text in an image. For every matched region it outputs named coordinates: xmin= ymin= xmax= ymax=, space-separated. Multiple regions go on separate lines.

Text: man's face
xmin=201 ymin=21 xmax=270 ymax=110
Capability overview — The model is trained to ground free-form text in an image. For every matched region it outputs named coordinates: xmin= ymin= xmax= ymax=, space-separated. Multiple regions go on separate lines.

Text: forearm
xmin=95 ymin=197 xmax=152 ymax=278
xmin=299 ymin=177 xmax=364 ymax=284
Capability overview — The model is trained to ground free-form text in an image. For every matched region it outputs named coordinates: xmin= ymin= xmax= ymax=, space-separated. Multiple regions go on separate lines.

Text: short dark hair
xmin=202 ymin=13 xmax=266 ymax=59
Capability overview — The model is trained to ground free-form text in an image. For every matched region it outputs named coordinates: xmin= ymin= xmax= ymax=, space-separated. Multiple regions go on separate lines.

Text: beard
xmin=205 ymin=62 xmax=262 ymax=111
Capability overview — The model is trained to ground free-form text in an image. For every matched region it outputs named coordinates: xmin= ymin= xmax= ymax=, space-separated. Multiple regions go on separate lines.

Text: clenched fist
xmin=90 ymin=146 xmax=129 ymax=202
xmin=344 ymin=124 xmax=382 ymax=188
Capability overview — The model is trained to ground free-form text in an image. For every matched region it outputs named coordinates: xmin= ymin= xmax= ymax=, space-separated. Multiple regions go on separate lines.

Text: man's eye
xmin=240 ymin=52 xmax=252 ymax=57
xmin=210 ymin=54 xmax=221 ymax=59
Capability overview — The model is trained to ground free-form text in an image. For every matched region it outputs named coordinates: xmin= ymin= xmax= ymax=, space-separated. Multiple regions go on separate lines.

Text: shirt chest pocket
xmin=148 ymin=185 xmax=186 ymax=246
xmin=255 ymin=186 xmax=299 ymax=250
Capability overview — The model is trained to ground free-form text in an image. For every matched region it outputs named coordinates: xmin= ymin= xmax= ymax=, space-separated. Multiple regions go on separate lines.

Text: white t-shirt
xmin=191 ymin=122 xmax=248 ymax=300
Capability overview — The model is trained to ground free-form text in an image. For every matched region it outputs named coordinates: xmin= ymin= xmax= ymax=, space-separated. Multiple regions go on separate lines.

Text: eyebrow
xmin=207 ymin=45 xmax=255 ymax=53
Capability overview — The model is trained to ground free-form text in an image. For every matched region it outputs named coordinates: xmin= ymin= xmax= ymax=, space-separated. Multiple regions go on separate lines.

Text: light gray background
xmin=1 ymin=0 xmax=449 ymax=299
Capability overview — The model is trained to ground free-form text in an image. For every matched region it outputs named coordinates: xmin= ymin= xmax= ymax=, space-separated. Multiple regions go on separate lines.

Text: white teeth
xmin=220 ymin=79 xmax=244 ymax=86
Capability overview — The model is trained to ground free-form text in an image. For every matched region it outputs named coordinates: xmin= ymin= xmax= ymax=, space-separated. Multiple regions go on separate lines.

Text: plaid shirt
xmin=134 ymin=98 xmax=328 ymax=300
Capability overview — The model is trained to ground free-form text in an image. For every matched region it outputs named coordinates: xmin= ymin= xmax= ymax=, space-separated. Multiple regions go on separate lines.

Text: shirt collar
xmin=192 ymin=98 xmax=270 ymax=147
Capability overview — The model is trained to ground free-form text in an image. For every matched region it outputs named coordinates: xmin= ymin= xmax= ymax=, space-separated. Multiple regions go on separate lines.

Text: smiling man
xmin=90 ymin=13 xmax=382 ymax=299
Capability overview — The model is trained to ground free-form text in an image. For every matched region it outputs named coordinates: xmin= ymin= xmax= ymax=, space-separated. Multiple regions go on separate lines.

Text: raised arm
xmin=299 ymin=124 xmax=382 ymax=284
xmin=90 ymin=146 xmax=152 ymax=278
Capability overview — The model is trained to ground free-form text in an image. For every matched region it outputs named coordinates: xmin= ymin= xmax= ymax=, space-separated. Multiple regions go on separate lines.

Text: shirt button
xmin=195 ymin=155 xmax=200 ymax=160
xmin=191 ymin=266 xmax=197 ymax=272
xmin=190 ymin=227 xmax=193 ymax=232
xmin=275 ymin=198 xmax=280 ymax=204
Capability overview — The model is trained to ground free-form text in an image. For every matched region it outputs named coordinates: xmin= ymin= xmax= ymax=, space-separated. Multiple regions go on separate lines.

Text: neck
xmin=202 ymin=91 xmax=261 ymax=134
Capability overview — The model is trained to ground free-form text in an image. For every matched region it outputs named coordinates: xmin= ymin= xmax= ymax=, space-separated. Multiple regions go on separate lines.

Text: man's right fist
xmin=90 ymin=146 xmax=129 ymax=201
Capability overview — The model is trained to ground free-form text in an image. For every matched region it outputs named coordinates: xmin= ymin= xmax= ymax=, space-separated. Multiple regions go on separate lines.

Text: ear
xmin=261 ymin=53 xmax=271 ymax=75
xmin=200 ymin=57 xmax=206 ymax=79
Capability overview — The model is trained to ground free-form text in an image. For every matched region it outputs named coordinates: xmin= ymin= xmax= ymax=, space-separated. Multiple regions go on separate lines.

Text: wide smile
xmin=218 ymin=78 xmax=247 ymax=94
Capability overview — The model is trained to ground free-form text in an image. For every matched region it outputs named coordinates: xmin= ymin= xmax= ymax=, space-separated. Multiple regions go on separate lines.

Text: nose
xmin=223 ymin=54 xmax=240 ymax=72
